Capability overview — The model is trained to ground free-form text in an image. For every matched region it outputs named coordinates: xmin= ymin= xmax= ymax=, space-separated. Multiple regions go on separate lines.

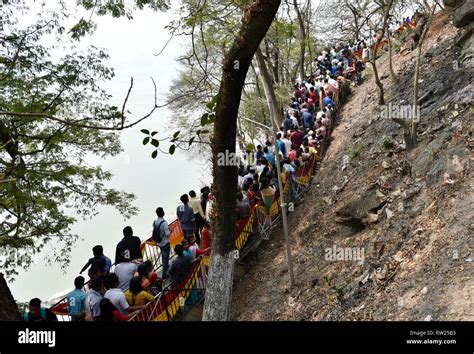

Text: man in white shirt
xmin=104 ymin=273 xmax=144 ymax=315
xmin=85 ymin=277 xmax=103 ymax=321
xmin=113 ymin=252 xmax=138 ymax=292
xmin=282 ymin=134 xmax=292 ymax=158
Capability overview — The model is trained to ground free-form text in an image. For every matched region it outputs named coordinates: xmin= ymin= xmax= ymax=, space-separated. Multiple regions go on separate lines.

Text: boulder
xmin=412 ymin=131 xmax=451 ymax=177
xmin=336 ymin=189 xmax=386 ymax=225
xmin=444 ymin=0 xmax=474 ymax=70
xmin=452 ymin=0 xmax=474 ymax=27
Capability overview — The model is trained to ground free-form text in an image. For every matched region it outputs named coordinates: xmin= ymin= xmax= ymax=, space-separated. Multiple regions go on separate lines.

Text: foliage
xmin=381 ymin=135 xmax=394 ymax=150
xmin=350 ymin=144 xmax=365 ymax=158
xmin=0 ymin=2 xmax=141 ymax=279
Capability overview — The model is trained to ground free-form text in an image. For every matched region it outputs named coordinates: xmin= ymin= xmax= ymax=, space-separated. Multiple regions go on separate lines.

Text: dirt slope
xmin=231 ymin=12 xmax=473 ymax=321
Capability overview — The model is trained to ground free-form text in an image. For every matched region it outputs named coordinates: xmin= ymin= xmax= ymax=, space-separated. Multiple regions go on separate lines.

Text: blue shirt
xmin=324 ymin=96 xmax=334 ymax=107
xmin=177 ymin=204 xmax=195 ymax=231
xmin=67 ymin=289 xmax=86 ymax=316
xmin=153 ymin=217 xmax=170 ymax=247
xmin=277 ymin=140 xmax=286 ymax=157
xmin=104 ymin=256 xmax=112 ymax=274
xmin=303 ymin=111 xmax=314 ymax=129
xmin=264 ymin=152 xmax=276 ymax=166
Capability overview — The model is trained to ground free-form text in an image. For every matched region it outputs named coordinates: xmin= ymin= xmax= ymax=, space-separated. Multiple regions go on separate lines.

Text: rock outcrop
xmin=444 ymin=0 xmax=474 ymax=70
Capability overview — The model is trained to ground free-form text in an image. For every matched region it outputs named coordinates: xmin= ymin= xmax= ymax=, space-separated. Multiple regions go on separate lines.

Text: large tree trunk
xmin=0 ymin=273 xmax=21 ymax=321
xmin=203 ymin=0 xmax=281 ymax=322
xmin=255 ymin=47 xmax=284 ymax=127
xmin=293 ymin=0 xmax=306 ymax=82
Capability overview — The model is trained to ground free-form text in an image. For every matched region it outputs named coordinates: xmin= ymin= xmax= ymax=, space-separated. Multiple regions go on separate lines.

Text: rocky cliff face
xmin=0 ymin=273 xmax=21 ymax=321
xmin=444 ymin=0 xmax=474 ymax=70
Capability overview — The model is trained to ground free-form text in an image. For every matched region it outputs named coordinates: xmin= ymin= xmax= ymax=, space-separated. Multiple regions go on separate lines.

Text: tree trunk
xmin=368 ymin=0 xmax=393 ymax=106
xmin=388 ymin=36 xmax=399 ymax=84
xmin=304 ymin=0 xmax=313 ymax=75
xmin=370 ymin=59 xmax=385 ymax=105
xmin=0 ymin=273 xmax=21 ymax=321
xmin=255 ymin=47 xmax=284 ymax=128
xmin=203 ymin=0 xmax=281 ymax=321
xmin=410 ymin=4 xmax=436 ymax=150
xmin=293 ymin=0 xmax=306 ymax=81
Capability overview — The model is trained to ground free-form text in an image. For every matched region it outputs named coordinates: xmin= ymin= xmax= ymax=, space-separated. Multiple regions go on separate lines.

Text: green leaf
xmin=143 ymin=137 xmax=150 ymax=145
xmin=151 ymin=131 xmax=158 ymax=137
xmin=169 ymin=145 xmax=176 ymax=155
xmin=151 ymin=139 xmax=159 ymax=147
xmin=200 ymin=113 xmax=209 ymax=127
xmin=188 ymin=137 xmax=195 ymax=147
xmin=141 ymin=129 xmax=150 ymax=135
xmin=173 ymin=131 xmax=180 ymax=139
xmin=201 ymin=130 xmax=210 ymax=134
xmin=206 ymin=101 xmax=214 ymax=110
xmin=151 ymin=150 xmax=158 ymax=159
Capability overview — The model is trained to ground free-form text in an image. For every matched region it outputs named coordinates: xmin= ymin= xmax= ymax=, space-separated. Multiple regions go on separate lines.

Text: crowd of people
xmin=24 ymin=191 xmax=215 ymax=322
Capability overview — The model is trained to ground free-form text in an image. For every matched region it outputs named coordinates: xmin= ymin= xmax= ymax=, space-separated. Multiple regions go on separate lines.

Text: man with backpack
xmin=152 ymin=207 xmax=171 ymax=280
xmin=24 ymin=298 xmax=58 ymax=322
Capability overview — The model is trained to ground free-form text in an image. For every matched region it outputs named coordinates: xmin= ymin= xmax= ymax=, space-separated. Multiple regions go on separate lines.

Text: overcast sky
xmin=9 ymin=4 xmax=209 ymax=303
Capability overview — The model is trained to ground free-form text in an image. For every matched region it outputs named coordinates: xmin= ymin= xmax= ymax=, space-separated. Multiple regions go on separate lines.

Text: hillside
xmin=231 ymin=12 xmax=473 ymax=321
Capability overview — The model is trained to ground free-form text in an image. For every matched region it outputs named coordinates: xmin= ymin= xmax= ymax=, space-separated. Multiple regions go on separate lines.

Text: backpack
xmin=152 ymin=220 xmax=166 ymax=243
xmin=24 ymin=308 xmax=47 ymax=321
